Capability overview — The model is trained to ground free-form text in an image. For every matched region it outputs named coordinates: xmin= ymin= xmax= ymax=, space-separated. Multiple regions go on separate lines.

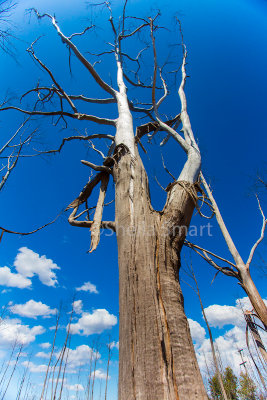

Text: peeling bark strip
xmin=89 ymin=173 xmax=109 ymax=252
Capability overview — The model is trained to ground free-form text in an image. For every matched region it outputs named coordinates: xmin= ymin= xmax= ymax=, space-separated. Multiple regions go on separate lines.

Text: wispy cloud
xmin=72 ymin=300 xmax=83 ymax=315
xmin=75 ymin=281 xmax=98 ymax=294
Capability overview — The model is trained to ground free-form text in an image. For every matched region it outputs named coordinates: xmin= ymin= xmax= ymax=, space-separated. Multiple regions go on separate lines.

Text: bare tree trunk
xmin=240 ymin=268 xmax=267 ymax=329
xmin=114 ymin=151 xmax=207 ymax=400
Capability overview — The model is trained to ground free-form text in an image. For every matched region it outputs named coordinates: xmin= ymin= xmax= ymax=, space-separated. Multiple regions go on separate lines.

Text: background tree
xmin=209 ymin=373 xmax=223 ymax=400
xmin=238 ymin=372 xmax=257 ymax=400
xmin=223 ymin=367 xmax=238 ymax=400
xmin=209 ymin=368 xmax=238 ymax=400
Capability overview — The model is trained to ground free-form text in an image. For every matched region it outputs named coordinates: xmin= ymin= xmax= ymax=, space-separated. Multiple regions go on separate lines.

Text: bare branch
xmin=187 ymin=244 xmax=238 ymax=278
xmin=73 ymin=199 xmax=114 ymax=220
xmin=32 ymin=9 xmax=117 ymax=97
xmin=153 ymin=173 xmax=166 ymax=191
xmin=0 ymin=122 xmax=37 ymax=192
xmin=161 ymin=152 xmax=175 ymax=180
xmin=69 ymin=212 xmax=115 ymax=231
xmin=123 ymin=71 xmax=159 ymax=90
xmin=135 ymin=114 xmax=180 ymax=142
xmin=27 ymin=39 xmax=78 ymax=113
xmin=246 ymin=195 xmax=267 ymax=267
xmin=200 ymin=172 xmax=243 ymax=267
xmin=0 ymin=117 xmax=30 ymax=155
xmin=87 ymin=139 xmax=106 ymax=159
xmin=67 ymin=172 xmax=105 ymax=209
xmin=67 ymin=170 xmax=115 ymax=233
xmin=0 ymin=106 xmax=116 ymax=125
xmin=0 ymin=143 xmax=23 ymax=191
xmin=67 ymin=94 xmax=116 ymax=104
xmin=34 ymin=134 xmax=114 ymax=156
xmin=81 ymin=160 xmax=112 ymax=174
xmin=184 ymin=240 xmax=237 ymax=268
xmin=0 ymin=210 xmax=64 ymax=239
xmin=149 ymin=18 xmax=189 ymax=153
xmin=119 ymin=22 xmax=149 ymax=40
xmin=0 ymin=0 xmax=16 ymax=56
xmin=68 ymin=26 xmax=94 ymax=40
xmin=21 ymin=86 xmax=116 ymax=105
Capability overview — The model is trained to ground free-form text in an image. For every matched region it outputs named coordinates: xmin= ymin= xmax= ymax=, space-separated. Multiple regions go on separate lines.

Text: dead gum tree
xmin=0 ymin=3 xmax=230 ymax=398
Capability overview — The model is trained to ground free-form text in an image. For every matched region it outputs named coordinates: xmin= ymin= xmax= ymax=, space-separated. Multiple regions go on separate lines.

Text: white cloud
xmin=49 ymin=324 xmax=65 ymax=331
xmin=109 ymin=341 xmax=119 ymax=350
xmin=9 ymin=300 xmax=57 ymax=319
xmin=22 ymin=361 xmax=48 ymax=373
xmin=72 ymin=300 xmax=83 ymax=315
xmin=203 ymin=296 xmax=267 ymax=329
xmin=76 ymin=281 xmax=98 ymax=294
xmin=14 ymin=247 xmax=60 ymax=287
xmin=0 ymin=318 xmax=45 ymax=346
xmin=56 ymin=345 xmax=99 ymax=369
xmin=0 ymin=248 xmax=60 ymax=289
xmin=189 ymin=296 xmax=267 ymax=378
xmin=188 ymin=318 xmax=206 ymax=346
xmin=92 ymin=369 xmax=109 ymax=380
xmin=0 ymin=266 xmax=31 ymax=289
xmin=40 ymin=342 xmax=51 ymax=349
xmin=35 ymin=351 xmax=50 ymax=359
xmin=66 ymin=383 xmax=84 ymax=392
xmin=70 ymin=309 xmax=117 ymax=336
xmin=195 ymin=325 xmax=249 ymax=377
xmin=203 ymin=304 xmax=244 ymax=329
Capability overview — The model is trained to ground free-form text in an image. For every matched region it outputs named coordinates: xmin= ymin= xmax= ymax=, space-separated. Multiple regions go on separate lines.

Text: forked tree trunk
xmin=114 ymin=149 xmax=207 ymax=400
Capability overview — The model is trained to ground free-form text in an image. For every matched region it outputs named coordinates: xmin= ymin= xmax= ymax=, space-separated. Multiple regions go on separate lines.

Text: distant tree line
xmin=208 ymin=366 xmax=265 ymax=400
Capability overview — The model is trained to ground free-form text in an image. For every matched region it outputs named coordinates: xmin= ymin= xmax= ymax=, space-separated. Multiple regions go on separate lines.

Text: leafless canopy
xmin=0 ymin=3 xmax=200 ymax=246
xmin=0 ymin=0 xmax=16 ymax=55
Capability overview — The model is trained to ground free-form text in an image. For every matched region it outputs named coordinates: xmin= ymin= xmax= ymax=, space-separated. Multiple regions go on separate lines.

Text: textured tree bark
xmin=114 ymin=149 xmax=207 ymax=400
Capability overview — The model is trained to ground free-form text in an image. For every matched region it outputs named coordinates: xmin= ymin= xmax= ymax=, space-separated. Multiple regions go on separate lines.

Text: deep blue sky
xmin=0 ymin=0 xmax=266 ymax=398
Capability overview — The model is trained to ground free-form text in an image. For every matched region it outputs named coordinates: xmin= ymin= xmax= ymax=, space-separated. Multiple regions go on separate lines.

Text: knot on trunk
xmin=113 ymin=143 xmax=131 ymax=163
